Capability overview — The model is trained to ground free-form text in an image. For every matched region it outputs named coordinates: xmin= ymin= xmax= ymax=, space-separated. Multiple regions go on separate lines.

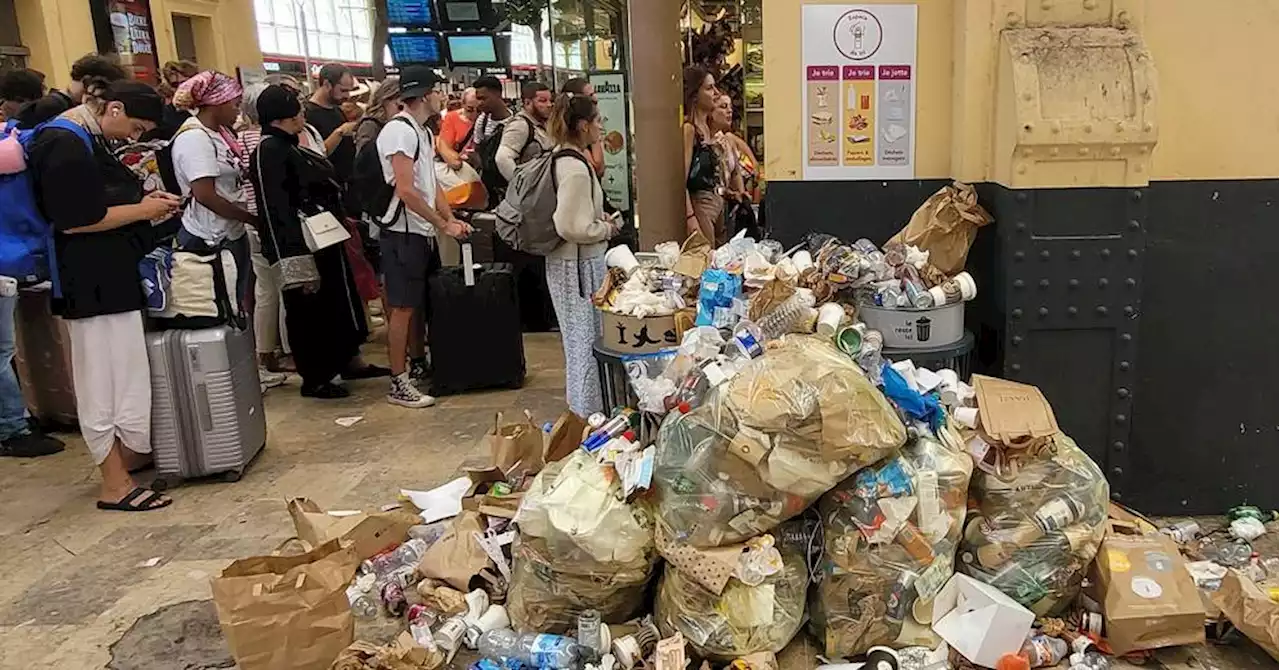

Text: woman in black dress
xmin=247 ymin=84 xmax=369 ymax=399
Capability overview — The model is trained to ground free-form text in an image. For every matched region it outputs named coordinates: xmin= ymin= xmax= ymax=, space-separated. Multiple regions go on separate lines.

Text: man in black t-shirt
xmin=305 ymin=63 xmax=359 ymax=186
xmin=13 ymin=54 xmax=129 ymax=129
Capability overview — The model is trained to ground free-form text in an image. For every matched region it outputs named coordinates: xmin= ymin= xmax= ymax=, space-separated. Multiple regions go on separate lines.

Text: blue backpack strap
xmin=29 ymin=118 xmax=95 ymax=299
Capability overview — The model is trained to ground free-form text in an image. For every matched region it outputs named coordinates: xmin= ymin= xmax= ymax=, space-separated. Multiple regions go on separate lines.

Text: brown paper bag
xmin=888 ymin=181 xmax=992 ymax=274
xmin=544 ymin=410 xmax=588 ymax=465
xmin=747 ymin=280 xmax=796 ymax=322
xmin=213 ymin=540 xmax=360 ymax=670
xmin=489 ymin=411 xmax=545 ymax=481
xmin=972 ymin=375 xmax=1060 ymax=445
xmin=1089 ymin=523 xmax=1205 ymax=654
xmin=1213 ymin=569 xmax=1280 ymax=659
xmin=418 ymin=511 xmax=493 ymax=591
xmin=288 ymin=498 xmax=420 ymax=561
xmin=672 ymin=231 xmax=712 ymax=278
xmin=331 ymin=631 xmax=444 ymax=670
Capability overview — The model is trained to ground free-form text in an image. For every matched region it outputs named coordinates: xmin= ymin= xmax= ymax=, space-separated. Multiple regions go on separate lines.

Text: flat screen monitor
xmin=433 ymin=0 xmax=498 ymax=30
xmin=388 ymin=33 xmax=445 ymax=66
xmin=445 ymin=33 xmax=502 ymax=66
xmin=386 ymin=0 xmax=435 ymax=28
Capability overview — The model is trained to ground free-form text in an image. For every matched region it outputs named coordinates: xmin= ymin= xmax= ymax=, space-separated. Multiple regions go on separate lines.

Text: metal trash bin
xmin=881 ymin=329 xmax=976 ymax=379
xmin=592 ymin=340 xmax=671 ymax=444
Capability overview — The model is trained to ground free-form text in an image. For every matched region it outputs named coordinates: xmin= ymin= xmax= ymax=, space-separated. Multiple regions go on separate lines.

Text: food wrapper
xmin=810 ymin=422 xmax=974 ymax=657
xmin=653 ymin=336 xmax=906 ymax=548
xmin=508 ymin=452 xmax=658 ymax=633
xmin=747 ymin=280 xmax=797 ymax=323
xmin=592 ymin=267 xmax=627 ymax=309
xmin=958 ymin=433 xmax=1109 ymax=615
xmin=673 ymin=231 xmax=713 ymax=278
xmin=655 ymin=531 xmax=808 ymax=660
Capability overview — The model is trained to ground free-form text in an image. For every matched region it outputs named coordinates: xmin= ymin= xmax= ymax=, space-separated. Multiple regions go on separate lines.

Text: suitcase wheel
xmin=221 ymin=469 xmax=243 ymax=483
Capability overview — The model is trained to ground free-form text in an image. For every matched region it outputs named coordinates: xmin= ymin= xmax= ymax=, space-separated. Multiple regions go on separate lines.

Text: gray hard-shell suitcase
xmin=146 ymin=326 xmax=266 ymax=488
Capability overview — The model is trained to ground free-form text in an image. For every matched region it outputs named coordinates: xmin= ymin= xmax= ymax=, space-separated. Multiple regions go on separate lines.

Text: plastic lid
xmin=623 ymin=430 xmax=636 ymax=441
xmin=678 ymin=402 xmax=691 ymax=414
xmin=996 ymin=653 xmax=1030 ymax=670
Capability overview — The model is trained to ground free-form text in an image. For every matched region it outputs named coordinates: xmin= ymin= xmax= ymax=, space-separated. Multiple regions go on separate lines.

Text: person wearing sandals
xmin=249 ymin=85 xmax=375 ymax=399
xmin=27 ymin=81 xmax=183 ymax=511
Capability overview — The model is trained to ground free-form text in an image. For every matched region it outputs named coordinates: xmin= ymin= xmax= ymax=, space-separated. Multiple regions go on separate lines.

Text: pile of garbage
xmin=205 ymin=181 xmax=1278 ymax=670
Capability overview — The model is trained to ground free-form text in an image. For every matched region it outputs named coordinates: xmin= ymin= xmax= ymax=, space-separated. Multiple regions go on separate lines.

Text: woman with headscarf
xmin=170 ymin=71 xmax=258 ymax=309
xmin=248 ymin=84 xmax=369 ymax=399
xmin=27 ymin=81 xmax=183 ymax=510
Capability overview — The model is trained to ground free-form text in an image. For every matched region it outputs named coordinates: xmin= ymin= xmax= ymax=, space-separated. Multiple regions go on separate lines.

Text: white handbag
xmin=301 ymin=211 xmax=351 ymax=252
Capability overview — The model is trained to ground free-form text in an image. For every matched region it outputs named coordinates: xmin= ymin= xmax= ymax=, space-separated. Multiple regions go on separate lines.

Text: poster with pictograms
xmin=802 ymin=4 xmax=917 ymax=180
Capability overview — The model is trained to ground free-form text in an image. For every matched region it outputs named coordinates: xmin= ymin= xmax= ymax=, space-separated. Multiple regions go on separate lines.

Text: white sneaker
xmin=387 ymin=373 xmax=436 ymax=408
xmin=259 ymin=368 xmax=287 ymax=393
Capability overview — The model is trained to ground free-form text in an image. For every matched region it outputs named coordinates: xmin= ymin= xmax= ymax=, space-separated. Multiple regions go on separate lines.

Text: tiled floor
xmin=0 ymin=333 xmax=1271 ymax=669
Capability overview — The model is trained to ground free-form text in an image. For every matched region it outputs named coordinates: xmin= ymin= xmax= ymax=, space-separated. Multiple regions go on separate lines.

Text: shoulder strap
xmin=549 ymin=148 xmax=597 ymax=208
xmin=457 ymin=116 xmax=476 ymax=151
xmin=40 ymin=118 xmax=94 ymax=151
xmin=389 ymin=116 xmax=422 ymax=162
xmin=520 ymin=116 xmax=537 ymax=154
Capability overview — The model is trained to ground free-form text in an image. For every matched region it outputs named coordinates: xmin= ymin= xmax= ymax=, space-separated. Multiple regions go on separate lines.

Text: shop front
xmin=14 ymin=0 xmax=261 ymax=89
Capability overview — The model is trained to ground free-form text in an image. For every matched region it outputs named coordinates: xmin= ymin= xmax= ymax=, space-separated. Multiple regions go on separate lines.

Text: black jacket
xmin=248 ymin=127 xmax=346 ymax=289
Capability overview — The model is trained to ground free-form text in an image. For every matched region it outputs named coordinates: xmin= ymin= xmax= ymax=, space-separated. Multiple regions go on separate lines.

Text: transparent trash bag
xmin=509 ymin=451 xmax=659 ymax=633
xmin=958 ymin=433 xmax=1109 ymax=616
xmin=653 ymin=336 xmax=906 ymax=547
xmin=810 ymin=423 xmax=974 ymax=656
xmin=655 ymin=531 xmax=809 ymax=660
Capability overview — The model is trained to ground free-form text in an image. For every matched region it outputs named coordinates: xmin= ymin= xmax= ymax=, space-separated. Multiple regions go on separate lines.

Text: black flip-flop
xmin=97 ymin=487 xmax=173 ymax=512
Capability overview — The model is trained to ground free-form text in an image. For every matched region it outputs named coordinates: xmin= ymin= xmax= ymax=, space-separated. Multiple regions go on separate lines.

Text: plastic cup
xmin=605 ymin=245 xmax=640 ymax=275
xmin=816 ymin=303 xmax=845 ymax=338
xmin=954 ymin=406 xmax=979 ymax=428
xmin=792 ymin=250 xmax=814 ymax=271
xmin=836 ymin=325 xmax=863 ymax=356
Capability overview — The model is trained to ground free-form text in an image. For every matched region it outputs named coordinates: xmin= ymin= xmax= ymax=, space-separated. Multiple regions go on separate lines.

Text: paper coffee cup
xmin=928 ymin=286 xmax=949 ymax=307
xmin=954 ymin=406 xmax=979 ymax=428
xmin=912 ymin=597 xmax=934 ymax=625
xmin=953 ymin=271 xmax=978 ymax=300
xmin=938 ymin=368 xmax=960 ymax=391
xmin=473 ymin=604 xmax=510 ymax=633
xmin=816 ymin=303 xmax=844 ymax=337
xmin=605 ymin=245 xmax=640 ymax=275
xmin=792 ymin=250 xmax=814 ymax=271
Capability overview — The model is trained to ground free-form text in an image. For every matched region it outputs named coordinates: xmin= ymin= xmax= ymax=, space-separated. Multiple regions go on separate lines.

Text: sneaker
xmin=409 ymin=357 xmax=431 ymax=384
xmin=260 ymin=368 xmax=287 ymax=389
xmin=387 ymin=373 xmax=436 ymax=408
xmin=0 ymin=431 xmax=66 ymax=458
xmin=301 ymin=382 xmax=351 ymax=399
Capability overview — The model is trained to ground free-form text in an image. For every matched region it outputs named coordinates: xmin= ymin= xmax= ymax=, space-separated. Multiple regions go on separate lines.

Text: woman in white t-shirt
xmin=170 ymin=71 xmax=258 ymax=306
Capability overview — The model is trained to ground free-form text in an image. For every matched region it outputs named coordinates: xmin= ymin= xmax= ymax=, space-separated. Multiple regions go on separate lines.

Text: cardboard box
xmin=599 ymin=310 xmax=681 ymax=355
xmin=1089 ymin=522 xmax=1206 ymax=654
xmin=932 ymin=573 xmax=1035 ymax=668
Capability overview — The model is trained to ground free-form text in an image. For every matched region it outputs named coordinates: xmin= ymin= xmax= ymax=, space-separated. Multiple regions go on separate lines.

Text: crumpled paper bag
xmin=330 ymin=632 xmax=444 ymax=670
xmin=287 ymin=498 xmax=419 ymax=561
xmin=213 ymin=540 xmax=360 ymax=670
xmin=747 ymin=280 xmax=796 ymax=323
xmin=417 ymin=511 xmax=492 ymax=592
xmin=672 ymin=231 xmax=712 ymax=278
xmin=1213 ymin=569 xmax=1279 ymax=659
xmin=888 ymin=181 xmax=992 ymax=275
xmin=488 ymin=411 xmax=545 ymax=482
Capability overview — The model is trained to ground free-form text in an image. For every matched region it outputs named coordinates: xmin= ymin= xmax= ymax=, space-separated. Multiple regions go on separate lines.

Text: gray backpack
xmin=494 ymin=148 xmax=594 ymax=256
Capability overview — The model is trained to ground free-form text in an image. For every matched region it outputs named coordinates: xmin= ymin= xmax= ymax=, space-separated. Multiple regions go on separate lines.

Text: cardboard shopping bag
xmin=211 ymin=540 xmax=360 ymax=670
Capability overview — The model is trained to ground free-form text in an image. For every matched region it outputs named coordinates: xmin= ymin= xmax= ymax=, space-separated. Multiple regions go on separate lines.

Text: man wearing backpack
xmin=495 ymin=82 xmax=555 ymax=182
xmin=376 ymin=66 xmax=472 ymax=409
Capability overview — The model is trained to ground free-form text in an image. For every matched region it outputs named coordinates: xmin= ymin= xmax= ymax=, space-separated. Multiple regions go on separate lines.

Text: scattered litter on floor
xmin=336 ymin=416 xmax=366 ymax=428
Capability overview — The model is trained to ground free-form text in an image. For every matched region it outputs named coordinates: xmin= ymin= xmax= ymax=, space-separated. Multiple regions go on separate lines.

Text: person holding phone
xmin=544 ymin=93 xmax=618 ymax=417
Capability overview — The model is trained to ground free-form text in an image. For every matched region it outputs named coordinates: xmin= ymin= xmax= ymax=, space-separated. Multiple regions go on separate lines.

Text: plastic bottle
xmin=899 ymin=266 xmax=934 ymax=308
xmin=576 ymin=609 xmax=603 ymax=661
xmin=1021 ymin=634 xmax=1069 ymax=667
xmin=1031 ymin=494 xmax=1086 ymax=533
xmin=408 ymin=522 xmax=449 ymax=545
xmin=757 ymin=291 xmax=816 ymax=340
xmin=366 ymin=538 xmax=429 ymax=576
xmin=853 ymin=238 xmax=879 ymax=255
xmin=478 ymin=629 xmax=584 ymax=669
xmin=729 ymin=320 xmax=765 ymax=359
xmin=1068 ymin=651 xmax=1111 ymax=670
xmin=346 ymin=584 xmax=378 ymax=618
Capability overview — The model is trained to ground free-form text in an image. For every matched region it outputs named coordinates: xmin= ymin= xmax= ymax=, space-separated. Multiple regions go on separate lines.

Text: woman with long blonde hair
xmin=354 ymin=77 xmax=402 ymax=153
xmin=682 ymin=66 xmax=725 ymax=244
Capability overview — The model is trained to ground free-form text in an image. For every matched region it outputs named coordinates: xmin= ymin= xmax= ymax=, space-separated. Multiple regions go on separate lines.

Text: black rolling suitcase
xmin=427 ymin=248 xmax=526 ymax=395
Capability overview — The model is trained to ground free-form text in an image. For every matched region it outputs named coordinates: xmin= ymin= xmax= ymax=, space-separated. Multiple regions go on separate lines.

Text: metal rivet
xmin=1112 ymin=466 xmax=1124 ymax=477
xmin=1113 ymin=441 xmax=1124 ymax=452
xmin=1128 ymin=219 xmax=1140 ymax=231
xmin=1012 ymin=335 xmax=1023 ymax=346
xmin=1098 ymin=278 xmax=1109 ymax=288
xmin=1041 ymin=0 xmax=1051 ymax=9
xmin=1068 ymin=279 xmax=1080 ymax=288
xmin=1067 ymin=306 xmax=1078 ymax=316
xmin=1096 ymin=306 xmax=1108 ymax=316
xmin=1115 ymin=121 xmax=1125 ymax=132
xmin=1125 ymin=277 xmax=1136 ymax=287
xmin=1084 ymin=123 xmax=1093 ymax=133
xmin=1050 ymin=147 xmax=1060 ymax=156
xmin=1084 ymin=0 xmax=1097 ymax=9
xmin=1014 ymin=279 xmax=1025 ymax=289
xmin=1051 ymin=123 xmax=1061 ymax=134
xmin=1117 ymin=388 xmax=1130 ymax=398
xmin=1022 ymin=148 xmax=1034 ymax=157
xmin=1040 ymin=250 xmax=1050 ymax=260
xmin=1110 ymin=147 xmax=1121 ymax=156
xmin=1038 ymin=307 xmax=1049 ymax=317
xmin=1100 ymin=248 xmax=1111 ymax=258
xmin=1128 ymin=248 xmax=1139 ymax=258
xmin=1071 ymin=249 xmax=1081 ymax=259
xmin=1017 ymin=164 xmax=1027 ymax=174
xmin=1112 ymin=490 xmax=1124 ymax=501
xmin=1012 ymin=363 xmax=1022 ymax=372
xmin=1078 ymin=146 xmax=1090 ymax=155
xmin=1121 ymin=333 xmax=1132 ymax=342
xmin=1024 ymin=122 xmax=1034 ymax=131
xmin=1014 ymin=251 xmax=1025 ymax=261
xmin=1016 ymin=221 xmax=1027 ymax=231
xmin=1119 ymin=361 xmax=1130 ymax=371
xmin=1039 ymin=279 xmax=1050 ymax=288
xmin=1131 ymin=190 xmax=1143 ymax=201
xmin=1143 ymin=122 xmax=1153 ymax=132
xmin=1115 ymin=414 xmax=1127 ymax=424
xmin=1124 ymin=305 xmax=1135 ymax=316
xmin=1016 ymin=192 xmax=1029 ymax=203
xmin=1006 ymin=11 xmax=1020 ymax=26
xmin=1012 ymin=308 xmax=1023 ymax=319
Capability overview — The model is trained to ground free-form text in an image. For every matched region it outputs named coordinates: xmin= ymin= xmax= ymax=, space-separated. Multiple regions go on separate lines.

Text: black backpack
xmin=473 ymin=114 xmax=536 ymax=199
xmin=352 ymin=116 xmax=422 ymax=227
